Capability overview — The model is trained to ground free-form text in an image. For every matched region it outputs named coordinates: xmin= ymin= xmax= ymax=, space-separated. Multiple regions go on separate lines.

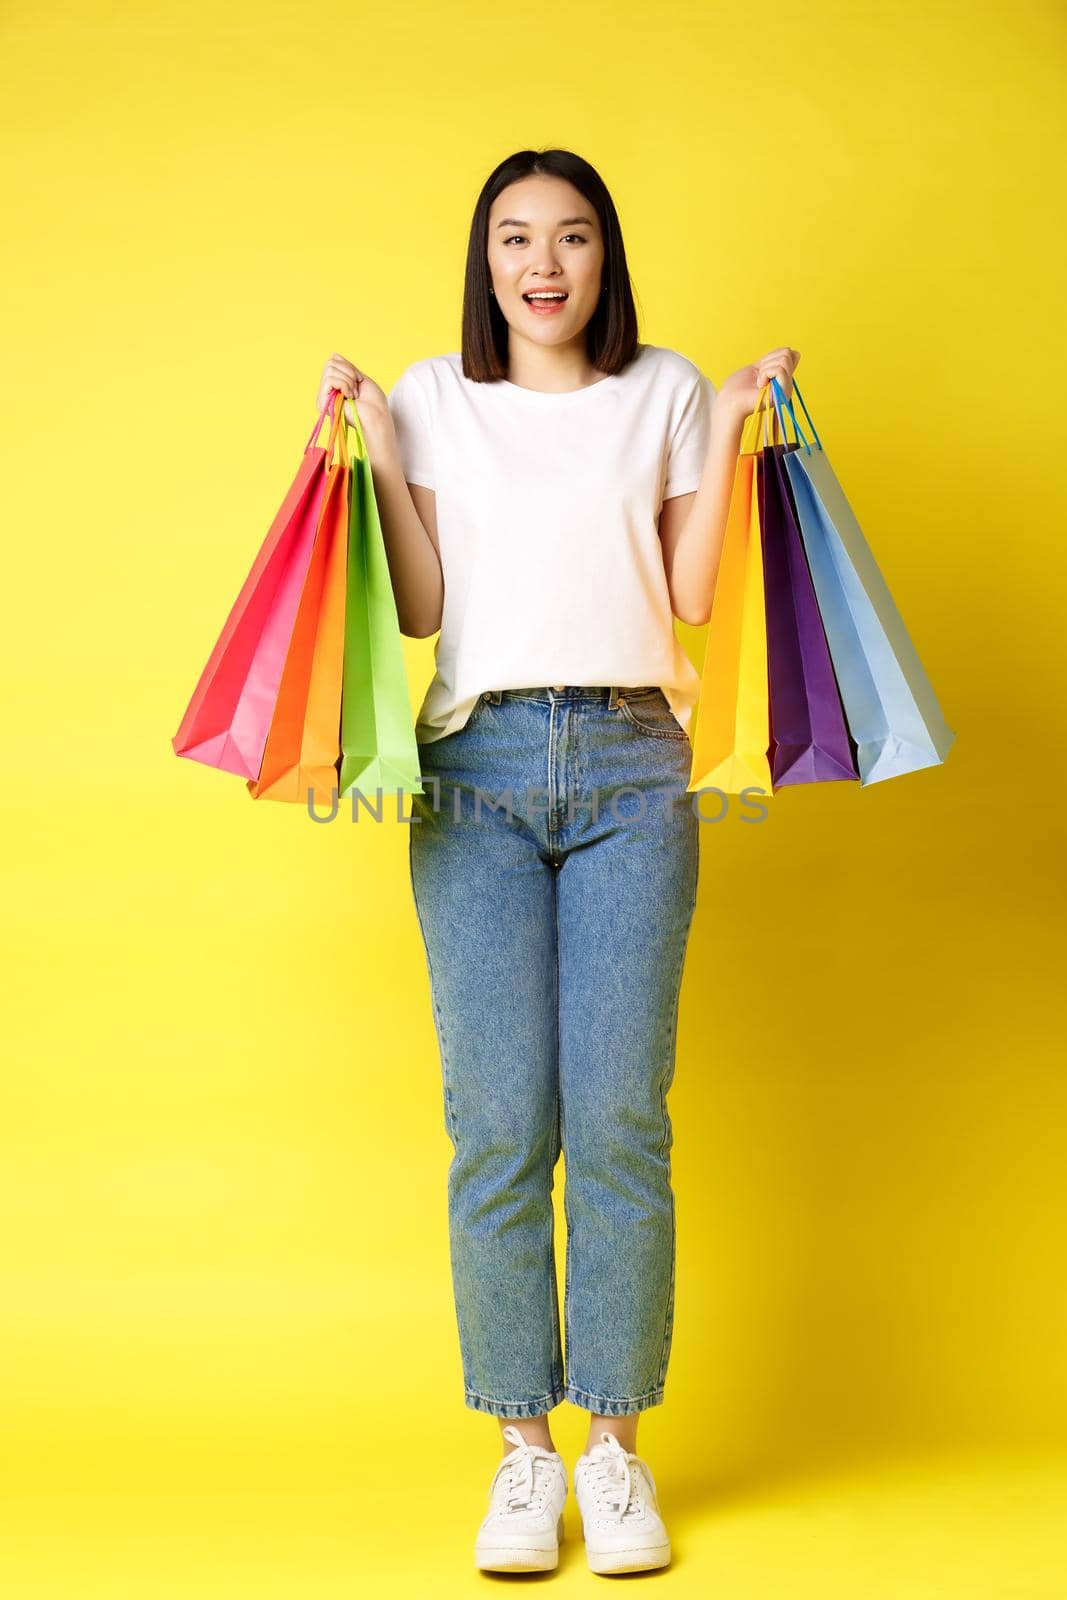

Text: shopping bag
xmin=770 ymin=376 xmax=956 ymax=784
xmin=247 ymin=392 xmax=350 ymax=804
xmin=759 ymin=401 xmax=859 ymax=790
xmin=338 ymin=406 xmax=425 ymax=802
xmin=686 ymin=401 xmax=773 ymax=796
xmin=171 ymin=394 xmax=342 ymax=779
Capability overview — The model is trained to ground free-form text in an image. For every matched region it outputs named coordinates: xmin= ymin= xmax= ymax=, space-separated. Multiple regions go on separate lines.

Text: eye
xmin=502 ymin=234 xmax=587 ymax=245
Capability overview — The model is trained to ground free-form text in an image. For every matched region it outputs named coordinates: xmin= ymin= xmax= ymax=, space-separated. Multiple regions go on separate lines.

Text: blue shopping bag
xmin=769 ymin=376 xmax=956 ymax=785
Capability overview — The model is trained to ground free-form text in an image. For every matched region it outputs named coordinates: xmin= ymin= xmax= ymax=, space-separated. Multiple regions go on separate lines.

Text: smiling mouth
xmin=522 ymin=292 xmax=569 ymax=314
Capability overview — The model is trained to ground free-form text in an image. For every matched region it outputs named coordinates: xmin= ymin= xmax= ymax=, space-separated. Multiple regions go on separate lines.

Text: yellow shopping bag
xmin=686 ymin=396 xmax=774 ymax=797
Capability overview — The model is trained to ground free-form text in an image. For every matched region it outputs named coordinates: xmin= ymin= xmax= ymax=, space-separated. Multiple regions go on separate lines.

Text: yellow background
xmin=2 ymin=1 xmax=1065 ymax=1593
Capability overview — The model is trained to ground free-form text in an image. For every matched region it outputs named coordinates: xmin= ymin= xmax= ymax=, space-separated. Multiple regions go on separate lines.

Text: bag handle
xmin=304 ymin=387 xmax=350 ymax=469
xmin=742 ymin=381 xmax=786 ymax=454
xmin=304 ymin=394 xmax=332 ymax=453
xmin=743 ymin=374 xmax=822 ymax=459
xmin=769 ymin=374 xmax=822 ymax=457
xmin=340 ymin=392 xmax=369 ymax=462
xmin=763 ymin=378 xmax=804 ymax=452
xmin=320 ymin=384 xmax=367 ymax=465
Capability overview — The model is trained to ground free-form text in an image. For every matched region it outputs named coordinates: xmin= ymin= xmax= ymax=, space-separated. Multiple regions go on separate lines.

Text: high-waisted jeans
xmin=408 ymin=685 xmax=700 ymax=1418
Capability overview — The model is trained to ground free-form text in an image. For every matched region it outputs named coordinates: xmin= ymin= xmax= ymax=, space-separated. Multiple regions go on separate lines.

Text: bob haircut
xmin=461 ymin=148 xmax=641 ymax=383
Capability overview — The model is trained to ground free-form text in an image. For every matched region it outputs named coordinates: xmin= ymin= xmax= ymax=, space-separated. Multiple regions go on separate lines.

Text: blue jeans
xmin=408 ymin=685 xmax=700 ymax=1418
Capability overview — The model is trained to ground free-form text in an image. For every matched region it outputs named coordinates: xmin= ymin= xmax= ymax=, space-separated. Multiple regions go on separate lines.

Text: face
xmin=486 ymin=175 xmax=606 ymax=346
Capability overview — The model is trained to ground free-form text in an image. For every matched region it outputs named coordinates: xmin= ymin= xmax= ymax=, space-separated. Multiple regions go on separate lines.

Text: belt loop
xmin=490 ymin=688 xmax=502 ymax=705
xmin=608 ymin=686 xmax=620 ymax=709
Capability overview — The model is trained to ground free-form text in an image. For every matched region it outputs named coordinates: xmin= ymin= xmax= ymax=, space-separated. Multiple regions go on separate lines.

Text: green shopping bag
xmin=338 ymin=404 xmax=425 ymax=801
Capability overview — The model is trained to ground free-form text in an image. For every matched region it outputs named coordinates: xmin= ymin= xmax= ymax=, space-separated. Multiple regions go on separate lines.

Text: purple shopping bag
xmin=760 ymin=436 xmax=859 ymax=790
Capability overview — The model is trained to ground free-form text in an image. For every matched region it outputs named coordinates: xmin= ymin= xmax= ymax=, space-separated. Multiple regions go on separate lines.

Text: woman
xmin=317 ymin=147 xmax=798 ymax=1576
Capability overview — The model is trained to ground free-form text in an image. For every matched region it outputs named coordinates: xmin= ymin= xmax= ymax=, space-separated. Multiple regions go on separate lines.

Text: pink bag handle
xmin=304 ymin=387 xmax=349 ymax=468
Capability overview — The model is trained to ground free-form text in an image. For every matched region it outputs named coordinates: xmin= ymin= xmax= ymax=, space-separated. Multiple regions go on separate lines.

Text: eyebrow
xmin=494 ymin=216 xmax=595 ymax=229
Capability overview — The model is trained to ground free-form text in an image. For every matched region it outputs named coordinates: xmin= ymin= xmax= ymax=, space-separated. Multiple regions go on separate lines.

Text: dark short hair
xmin=461 ymin=148 xmax=640 ymax=382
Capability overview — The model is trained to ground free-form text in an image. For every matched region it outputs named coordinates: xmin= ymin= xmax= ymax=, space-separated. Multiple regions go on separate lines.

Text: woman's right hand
xmin=316 ymin=353 xmax=393 ymax=450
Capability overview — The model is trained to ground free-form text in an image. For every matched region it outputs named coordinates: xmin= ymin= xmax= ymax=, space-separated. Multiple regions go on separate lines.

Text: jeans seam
xmin=466 ymin=1384 xmax=565 ymax=1416
xmin=409 ymin=830 xmax=458 ymax=1147
xmin=563 ymin=1383 xmax=665 ymax=1413
xmin=654 ymin=851 xmax=698 ymax=1388
xmin=548 ymin=868 xmax=564 ymax=1392
xmin=653 ymin=938 xmax=685 ymax=1390
xmin=566 ymin=1385 xmax=663 ymax=1402
xmin=557 ymin=879 xmax=572 ymax=1392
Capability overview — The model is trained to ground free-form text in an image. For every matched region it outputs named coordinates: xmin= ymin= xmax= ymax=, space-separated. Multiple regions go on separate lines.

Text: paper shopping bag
xmin=171 ymin=395 xmax=342 ymax=779
xmin=771 ymin=376 xmax=956 ymax=784
xmin=761 ymin=431 xmax=859 ymax=790
xmin=338 ymin=411 xmax=425 ymax=802
xmin=247 ymin=393 xmax=350 ymax=805
xmin=686 ymin=401 xmax=773 ymax=797
xmin=340 ymin=412 xmax=428 ymax=800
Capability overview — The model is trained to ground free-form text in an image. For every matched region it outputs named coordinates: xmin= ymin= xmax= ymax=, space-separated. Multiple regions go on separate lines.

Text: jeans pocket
xmin=616 ymin=688 xmax=689 ymax=740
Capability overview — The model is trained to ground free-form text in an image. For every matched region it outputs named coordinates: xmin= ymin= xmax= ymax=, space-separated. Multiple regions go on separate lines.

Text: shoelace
xmin=581 ymin=1431 xmax=657 ymax=1522
xmin=490 ymin=1423 xmax=562 ymax=1513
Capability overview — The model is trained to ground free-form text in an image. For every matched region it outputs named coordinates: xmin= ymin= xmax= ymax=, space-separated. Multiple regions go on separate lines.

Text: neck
xmin=505 ymin=332 xmax=605 ymax=393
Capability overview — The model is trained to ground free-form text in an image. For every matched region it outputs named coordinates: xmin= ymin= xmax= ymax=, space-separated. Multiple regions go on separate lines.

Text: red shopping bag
xmin=248 ymin=396 xmax=351 ymax=804
xmin=171 ymin=394 xmax=345 ymax=779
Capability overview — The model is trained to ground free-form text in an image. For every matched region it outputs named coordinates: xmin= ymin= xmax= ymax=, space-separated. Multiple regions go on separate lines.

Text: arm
xmin=370 ymin=440 xmax=444 ymax=638
xmin=660 ymin=345 xmax=801 ymax=627
xmin=659 ymin=403 xmax=746 ymax=627
xmin=314 ymin=354 xmax=443 ymax=639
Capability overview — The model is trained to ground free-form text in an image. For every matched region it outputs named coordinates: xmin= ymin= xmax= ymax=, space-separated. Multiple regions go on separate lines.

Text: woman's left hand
xmin=717 ymin=346 xmax=801 ymax=425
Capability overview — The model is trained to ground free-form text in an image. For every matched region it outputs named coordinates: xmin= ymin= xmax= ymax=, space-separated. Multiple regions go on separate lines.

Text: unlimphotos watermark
xmin=304 ymin=780 xmax=770 ymax=825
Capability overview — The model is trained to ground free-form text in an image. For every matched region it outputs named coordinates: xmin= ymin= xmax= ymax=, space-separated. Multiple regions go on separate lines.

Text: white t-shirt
xmin=387 ymin=341 xmax=717 ymax=743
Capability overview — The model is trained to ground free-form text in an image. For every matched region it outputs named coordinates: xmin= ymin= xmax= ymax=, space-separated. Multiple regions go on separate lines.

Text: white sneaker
xmin=573 ymin=1430 xmax=671 ymax=1574
xmin=473 ymin=1423 xmax=569 ymax=1572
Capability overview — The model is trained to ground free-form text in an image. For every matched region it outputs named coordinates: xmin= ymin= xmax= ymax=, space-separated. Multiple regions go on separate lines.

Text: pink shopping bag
xmin=171 ymin=395 xmax=345 ymax=779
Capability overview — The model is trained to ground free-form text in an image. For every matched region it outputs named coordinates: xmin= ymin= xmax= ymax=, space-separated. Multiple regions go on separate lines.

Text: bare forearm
xmin=670 ymin=403 xmax=747 ymax=627
xmin=368 ymin=438 xmax=443 ymax=637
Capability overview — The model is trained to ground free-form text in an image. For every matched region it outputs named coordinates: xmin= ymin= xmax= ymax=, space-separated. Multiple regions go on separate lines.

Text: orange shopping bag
xmin=248 ymin=393 xmax=350 ymax=805
xmin=171 ymin=396 xmax=342 ymax=779
xmin=686 ymin=401 xmax=774 ymax=797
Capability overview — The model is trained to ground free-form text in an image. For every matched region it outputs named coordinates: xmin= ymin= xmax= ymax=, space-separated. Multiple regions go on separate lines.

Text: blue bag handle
xmin=751 ymin=377 xmax=810 ymax=454
xmin=769 ymin=373 xmax=823 ymax=456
